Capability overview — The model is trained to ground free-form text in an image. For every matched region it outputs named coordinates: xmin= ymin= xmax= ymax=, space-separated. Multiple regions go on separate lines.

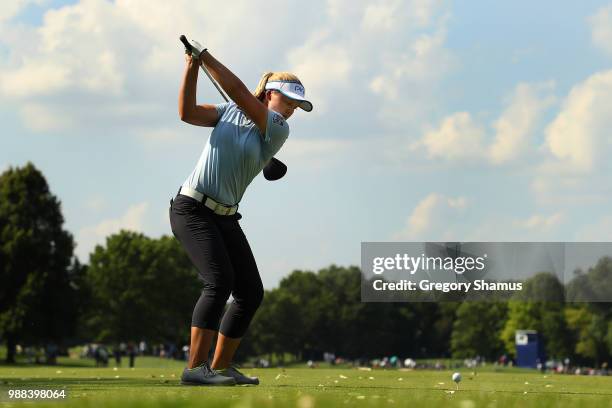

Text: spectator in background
xmin=45 ymin=343 xmax=58 ymax=365
xmin=113 ymin=344 xmax=122 ymax=367
xmin=95 ymin=346 xmax=109 ymax=367
xmin=25 ymin=346 xmax=35 ymax=364
xmin=127 ymin=342 xmax=137 ymax=368
xmin=169 ymin=343 xmax=177 ymax=359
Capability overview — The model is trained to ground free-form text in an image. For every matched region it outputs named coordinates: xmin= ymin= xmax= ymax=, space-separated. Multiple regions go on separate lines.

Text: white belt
xmin=179 ymin=187 xmax=238 ymax=216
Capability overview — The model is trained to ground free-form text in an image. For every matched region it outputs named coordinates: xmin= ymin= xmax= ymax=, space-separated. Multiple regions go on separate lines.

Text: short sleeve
xmin=261 ymin=110 xmax=290 ymax=160
xmin=215 ymin=102 xmax=231 ymax=118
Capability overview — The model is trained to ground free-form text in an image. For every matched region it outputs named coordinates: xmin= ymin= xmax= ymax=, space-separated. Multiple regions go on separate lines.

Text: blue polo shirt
xmin=181 ymin=102 xmax=289 ymax=205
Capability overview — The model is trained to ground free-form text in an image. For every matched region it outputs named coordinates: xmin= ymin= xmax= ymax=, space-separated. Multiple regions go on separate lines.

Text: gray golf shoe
xmin=216 ymin=365 xmax=260 ymax=385
xmin=180 ymin=361 xmax=236 ymax=386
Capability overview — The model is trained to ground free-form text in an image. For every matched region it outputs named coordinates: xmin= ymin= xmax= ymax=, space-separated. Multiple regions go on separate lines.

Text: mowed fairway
xmin=1 ymin=357 xmax=611 ymax=407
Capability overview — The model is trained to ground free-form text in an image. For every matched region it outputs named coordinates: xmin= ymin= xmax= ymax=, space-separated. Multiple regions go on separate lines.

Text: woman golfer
xmin=169 ymin=41 xmax=312 ymax=386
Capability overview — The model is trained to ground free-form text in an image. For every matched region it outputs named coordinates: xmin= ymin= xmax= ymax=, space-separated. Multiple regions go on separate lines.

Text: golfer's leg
xmin=188 ymin=327 xmax=216 ymax=369
xmin=211 ymin=333 xmax=241 ymax=370
xmin=169 ymin=197 xmax=235 ymax=368
xmin=213 ymin=219 xmax=264 ymax=369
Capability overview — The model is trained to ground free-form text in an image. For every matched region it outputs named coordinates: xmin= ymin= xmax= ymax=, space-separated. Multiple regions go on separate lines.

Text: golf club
xmin=180 ymin=35 xmax=287 ymax=181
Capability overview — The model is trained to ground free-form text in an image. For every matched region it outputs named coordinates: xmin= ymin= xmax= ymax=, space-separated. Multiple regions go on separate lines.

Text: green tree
xmin=246 ymin=265 xmax=459 ymax=361
xmin=565 ymin=258 xmax=612 ymax=365
xmin=500 ymin=273 xmax=570 ymax=359
xmin=451 ymin=302 xmax=507 ymax=360
xmin=566 ymin=257 xmax=612 ymax=303
xmin=241 ymin=288 xmax=284 ymax=362
xmin=0 ymin=163 xmax=77 ymax=363
xmin=501 ymin=301 xmax=571 ymax=359
xmin=276 ymin=269 xmax=326 ymax=361
xmin=316 ymin=265 xmax=363 ymax=357
xmin=607 ymin=320 xmax=612 ymax=359
xmin=565 ymin=304 xmax=611 ymax=365
xmin=84 ymin=231 xmax=200 ymax=344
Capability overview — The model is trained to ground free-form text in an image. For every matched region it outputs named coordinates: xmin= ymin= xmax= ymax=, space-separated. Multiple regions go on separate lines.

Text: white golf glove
xmin=188 ymin=39 xmax=206 ymax=62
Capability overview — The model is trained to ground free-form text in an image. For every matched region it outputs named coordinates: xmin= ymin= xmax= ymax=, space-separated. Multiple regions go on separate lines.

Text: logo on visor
xmin=294 ymin=85 xmax=304 ymax=94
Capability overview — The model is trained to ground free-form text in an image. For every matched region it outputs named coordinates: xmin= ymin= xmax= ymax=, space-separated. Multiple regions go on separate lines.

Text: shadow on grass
xmin=0 ymin=360 xmax=95 ymax=368
xmin=1 ymin=377 xmax=162 ymax=389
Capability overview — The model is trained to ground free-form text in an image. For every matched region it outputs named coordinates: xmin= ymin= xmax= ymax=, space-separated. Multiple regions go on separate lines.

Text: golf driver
xmin=180 ymin=35 xmax=287 ymax=181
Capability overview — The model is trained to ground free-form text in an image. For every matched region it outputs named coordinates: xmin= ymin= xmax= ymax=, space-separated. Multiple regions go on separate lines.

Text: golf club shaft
xmin=180 ymin=35 xmax=228 ymax=102
xmin=199 ymin=63 xmax=229 ymax=103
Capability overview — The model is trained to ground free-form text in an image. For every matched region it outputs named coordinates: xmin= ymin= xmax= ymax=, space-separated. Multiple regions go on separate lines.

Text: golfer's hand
xmin=185 ymin=51 xmax=200 ymax=67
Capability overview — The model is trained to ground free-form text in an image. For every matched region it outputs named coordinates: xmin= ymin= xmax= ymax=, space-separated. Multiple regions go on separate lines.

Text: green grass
xmin=1 ymin=357 xmax=611 ymax=407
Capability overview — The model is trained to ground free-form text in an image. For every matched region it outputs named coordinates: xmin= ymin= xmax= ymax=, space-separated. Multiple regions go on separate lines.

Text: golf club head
xmin=263 ymin=157 xmax=287 ymax=181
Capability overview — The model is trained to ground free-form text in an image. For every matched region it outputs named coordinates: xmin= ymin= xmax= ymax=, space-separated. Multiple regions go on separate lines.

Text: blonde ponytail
xmin=253 ymin=72 xmax=275 ymax=102
xmin=252 ymin=71 xmax=304 ymax=102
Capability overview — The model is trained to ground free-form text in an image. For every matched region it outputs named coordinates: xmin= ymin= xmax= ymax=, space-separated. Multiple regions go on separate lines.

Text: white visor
xmin=265 ymin=80 xmax=313 ymax=112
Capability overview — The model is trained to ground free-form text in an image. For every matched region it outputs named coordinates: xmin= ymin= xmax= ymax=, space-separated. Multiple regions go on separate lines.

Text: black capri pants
xmin=169 ymin=190 xmax=264 ymax=338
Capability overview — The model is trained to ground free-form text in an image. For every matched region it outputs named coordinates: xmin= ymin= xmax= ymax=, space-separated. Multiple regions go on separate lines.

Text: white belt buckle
xmin=204 ymin=197 xmax=236 ymax=216
xmin=217 ymin=204 xmax=227 ymax=215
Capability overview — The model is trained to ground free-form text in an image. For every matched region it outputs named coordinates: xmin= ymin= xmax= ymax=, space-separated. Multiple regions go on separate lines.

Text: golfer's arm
xmin=178 ymin=58 xmax=219 ymax=127
xmin=200 ymin=51 xmax=268 ymax=133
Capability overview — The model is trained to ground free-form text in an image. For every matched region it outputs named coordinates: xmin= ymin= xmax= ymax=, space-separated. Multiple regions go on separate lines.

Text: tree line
xmin=1 ymin=162 xmax=611 ymax=366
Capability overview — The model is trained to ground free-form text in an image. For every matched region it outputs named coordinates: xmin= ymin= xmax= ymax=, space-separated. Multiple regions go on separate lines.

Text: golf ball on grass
xmin=452 ymin=372 xmax=462 ymax=383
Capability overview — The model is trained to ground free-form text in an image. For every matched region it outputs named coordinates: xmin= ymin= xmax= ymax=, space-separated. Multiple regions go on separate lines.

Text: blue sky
xmin=2 ymin=0 xmax=612 ymax=288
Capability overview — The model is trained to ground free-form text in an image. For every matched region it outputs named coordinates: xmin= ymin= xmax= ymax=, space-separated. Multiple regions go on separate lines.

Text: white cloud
xmin=361 ymin=0 xmax=443 ymax=32
xmin=489 ymin=81 xmax=556 ymax=164
xmin=369 ymin=19 xmax=456 ymax=125
xmin=522 ymin=70 xmax=612 ymax=205
xmin=3 ymin=0 xmax=126 ymax=96
xmin=392 ymin=197 xmax=564 ymax=242
xmin=19 ymin=103 xmax=73 ymax=131
xmin=513 ymin=212 xmax=563 ymax=230
xmin=393 ymin=193 xmax=468 ymax=240
xmin=588 ymin=5 xmax=612 ymax=56
xmin=0 ymin=62 xmax=71 ymax=97
xmin=285 ymin=0 xmax=453 ymax=125
xmin=370 ymin=27 xmax=453 ymax=96
xmin=411 ymin=81 xmax=555 ymax=165
xmin=286 ymin=30 xmax=352 ymax=114
xmin=0 ymin=0 xmax=454 ymax=153
xmin=399 ymin=194 xmax=438 ymax=238
xmin=0 ymin=0 xmax=46 ymax=22
xmin=420 ymin=112 xmax=486 ymax=160
xmin=542 ymin=69 xmax=612 ymax=173
xmin=0 ymin=0 xmax=321 ymax=133
xmin=361 ymin=0 xmax=402 ymax=32
xmin=76 ymin=202 xmax=148 ymax=260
